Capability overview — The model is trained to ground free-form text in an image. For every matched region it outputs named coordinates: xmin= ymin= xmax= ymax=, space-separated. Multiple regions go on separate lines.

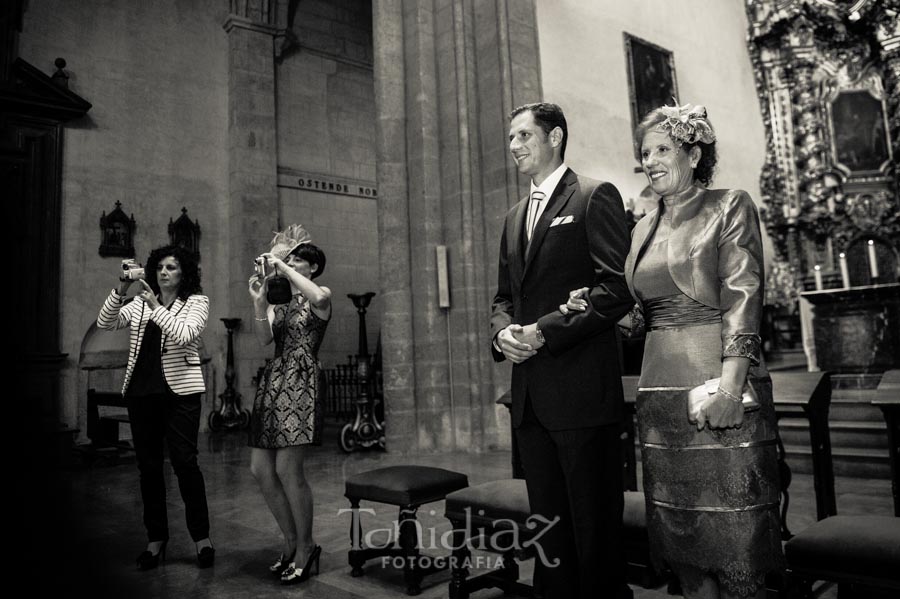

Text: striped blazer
xmin=97 ymin=289 xmax=209 ymax=396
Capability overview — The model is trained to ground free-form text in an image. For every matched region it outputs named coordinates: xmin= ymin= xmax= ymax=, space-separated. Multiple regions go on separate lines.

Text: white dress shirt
xmin=526 ymin=163 xmax=568 ymax=240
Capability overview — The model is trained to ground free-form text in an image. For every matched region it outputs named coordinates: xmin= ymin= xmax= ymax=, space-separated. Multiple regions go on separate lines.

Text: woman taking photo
xmin=96 ymin=245 xmax=215 ymax=570
xmin=563 ymin=104 xmax=783 ymax=599
xmin=248 ymin=224 xmax=331 ymax=585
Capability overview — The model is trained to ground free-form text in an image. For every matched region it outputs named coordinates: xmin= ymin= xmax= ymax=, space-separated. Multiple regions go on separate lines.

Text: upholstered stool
xmin=785 ymin=515 xmax=900 ymax=597
xmin=344 ymin=465 xmax=469 ymax=596
xmin=444 ymin=483 xmax=659 ymax=598
xmin=444 ymin=479 xmax=534 ymax=599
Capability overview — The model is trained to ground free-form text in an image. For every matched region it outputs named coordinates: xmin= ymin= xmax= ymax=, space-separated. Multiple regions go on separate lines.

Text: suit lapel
xmin=507 ymin=198 xmax=529 ymax=282
xmin=523 ymin=169 xmax=576 ymax=276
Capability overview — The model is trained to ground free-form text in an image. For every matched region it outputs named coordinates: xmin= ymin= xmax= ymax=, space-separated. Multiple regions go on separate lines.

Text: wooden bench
xmin=86 ymin=388 xmax=130 ymax=448
xmin=770 ymin=371 xmax=835 ymax=523
xmin=872 ymin=369 xmax=899 ymax=516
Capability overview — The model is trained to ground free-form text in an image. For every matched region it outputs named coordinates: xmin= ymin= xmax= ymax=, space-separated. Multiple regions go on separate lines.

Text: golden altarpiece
xmin=745 ymin=0 xmax=899 ymax=372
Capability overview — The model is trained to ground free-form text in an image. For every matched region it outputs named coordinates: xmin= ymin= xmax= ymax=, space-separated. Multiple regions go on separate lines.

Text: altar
xmin=801 ymin=283 xmax=900 ymax=374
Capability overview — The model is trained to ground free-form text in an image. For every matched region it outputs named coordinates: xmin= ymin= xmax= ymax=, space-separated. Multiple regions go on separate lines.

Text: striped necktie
xmin=526 ymin=190 xmax=546 ymax=241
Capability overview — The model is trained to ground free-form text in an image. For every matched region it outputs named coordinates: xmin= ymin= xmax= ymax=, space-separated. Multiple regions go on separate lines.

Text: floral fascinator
xmin=656 ymin=103 xmax=716 ymax=145
xmin=269 ymin=223 xmax=312 ymax=261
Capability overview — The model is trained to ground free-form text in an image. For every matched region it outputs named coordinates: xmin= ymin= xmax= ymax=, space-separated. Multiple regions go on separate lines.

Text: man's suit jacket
xmin=491 ymin=168 xmax=633 ymax=430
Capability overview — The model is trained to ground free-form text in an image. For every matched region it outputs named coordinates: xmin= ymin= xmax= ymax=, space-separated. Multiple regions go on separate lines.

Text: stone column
xmin=373 ymin=0 xmax=542 ymax=452
xmin=223 ymin=2 xmax=281 ymax=407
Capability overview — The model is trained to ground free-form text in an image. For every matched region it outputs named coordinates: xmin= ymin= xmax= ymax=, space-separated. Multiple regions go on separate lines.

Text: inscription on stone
xmin=278 ymin=172 xmax=377 ymax=199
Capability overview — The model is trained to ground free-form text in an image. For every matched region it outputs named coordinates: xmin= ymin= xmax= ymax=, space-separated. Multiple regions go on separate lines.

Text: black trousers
xmin=515 ymin=397 xmax=630 ymax=599
xmin=126 ymin=391 xmax=210 ymax=543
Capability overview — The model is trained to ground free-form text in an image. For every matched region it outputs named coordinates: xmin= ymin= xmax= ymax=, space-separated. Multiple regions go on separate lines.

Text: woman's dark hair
xmin=291 ymin=243 xmax=326 ymax=279
xmin=509 ymin=102 xmax=569 ymax=160
xmin=635 ymin=108 xmax=718 ymax=187
xmin=145 ymin=245 xmax=202 ymax=299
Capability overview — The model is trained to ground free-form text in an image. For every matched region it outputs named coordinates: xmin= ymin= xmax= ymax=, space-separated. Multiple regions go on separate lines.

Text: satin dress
xmin=633 ymin=197 xmax=784 ymax=597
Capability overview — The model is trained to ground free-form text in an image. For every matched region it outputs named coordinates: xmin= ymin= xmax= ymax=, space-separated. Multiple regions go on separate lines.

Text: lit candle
xmin=813 ymin=265 xmax=823 ymax=290
xmin=839 ymin=252 xmax=850 ymax=288
xmin=867 ymin=240 xmax=879 ymax=279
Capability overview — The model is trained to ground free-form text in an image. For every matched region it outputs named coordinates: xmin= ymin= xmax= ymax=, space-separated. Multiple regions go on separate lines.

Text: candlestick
xmin=813 ymin=265 xmax=823 ymax=290
xmin=838 ymin=252 xmax=850 ymax=289
xmin=867 ymin=240 xmax=879 ymax=279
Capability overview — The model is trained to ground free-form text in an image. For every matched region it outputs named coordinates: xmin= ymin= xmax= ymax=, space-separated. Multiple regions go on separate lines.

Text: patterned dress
xmin=249 ymin=294 xmax=329 ymax=448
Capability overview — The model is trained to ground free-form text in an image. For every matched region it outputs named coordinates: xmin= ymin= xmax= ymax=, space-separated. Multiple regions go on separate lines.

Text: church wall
xmin=275 ymin=8 xmax=380 ymax=370
xmin=19 ymin=0 xmax=231 ymax=435
xmin=535 ymin=1 xmax=769 ymax=240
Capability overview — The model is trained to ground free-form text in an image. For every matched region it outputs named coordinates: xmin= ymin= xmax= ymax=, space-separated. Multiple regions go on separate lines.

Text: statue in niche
xmin=168 ymin=207 xmax=201 ymax=261
xmin=99 ymin=201 xmax=136 ymax=258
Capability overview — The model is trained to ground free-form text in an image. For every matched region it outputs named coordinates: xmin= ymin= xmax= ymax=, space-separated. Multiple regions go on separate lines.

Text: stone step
xmin=779 ymin=417 xmax=890 ymax=450
xmin=783 ymin=444 xmax=891 ymax=479
xmin=827 ymin=397 xmax=886 ymax=422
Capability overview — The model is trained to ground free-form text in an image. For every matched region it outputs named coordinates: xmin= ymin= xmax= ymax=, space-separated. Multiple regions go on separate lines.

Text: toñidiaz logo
xmin=338 ymin=506 xmax=562 ymax=569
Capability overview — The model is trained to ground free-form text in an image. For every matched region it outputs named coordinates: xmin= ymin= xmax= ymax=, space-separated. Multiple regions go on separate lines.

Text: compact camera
xmin=254 ymin=256 xmax=268 ymax=277
xmin=121 ymin=259 xmax=145 ymax=281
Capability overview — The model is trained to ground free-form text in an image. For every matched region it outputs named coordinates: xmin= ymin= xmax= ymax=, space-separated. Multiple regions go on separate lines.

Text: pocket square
xmin=550 ymin=215 xmax=575 ymax=227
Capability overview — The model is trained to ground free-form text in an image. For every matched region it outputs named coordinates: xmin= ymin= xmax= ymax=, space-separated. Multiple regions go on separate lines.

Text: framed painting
xmin=624 ymin=33 xmax=679 ymax=159
xmin=827 ymin=89 xmax=891 ymax=176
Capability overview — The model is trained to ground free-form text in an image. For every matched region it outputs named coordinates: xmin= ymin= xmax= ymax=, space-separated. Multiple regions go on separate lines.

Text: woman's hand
xmin=558 ymin=287 xmax=590 ymax=315
xmin=696 ymin=389 xmax=744 ymax=430
xmin=248 ymin=273 xmax=267 ymax=303
xmin=117 ymin=271 xmax=135 ymax=295
xmin=136 ymin=279 xmax=161 ymax=310
xmin=259 ymin=252 xmax=286 ymax=276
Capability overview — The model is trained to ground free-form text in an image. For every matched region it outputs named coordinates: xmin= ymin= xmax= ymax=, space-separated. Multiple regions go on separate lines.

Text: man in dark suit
xmin=491 ymin=103 xmax=634 ymax=598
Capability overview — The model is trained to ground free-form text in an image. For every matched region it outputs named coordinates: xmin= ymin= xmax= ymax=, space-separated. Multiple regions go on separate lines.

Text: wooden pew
xmin=769 ymin=371 xmax=835 ymax=522
xmin=85 ymin=388 xmax=130 ymax=448
xmin=872 ymin=369 xmax=900 ymax=517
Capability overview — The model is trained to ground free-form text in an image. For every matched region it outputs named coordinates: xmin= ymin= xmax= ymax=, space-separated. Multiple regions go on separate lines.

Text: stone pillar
xmin=223 ymin=2 xmax=281 ymax=406
xmin=373 ymin=0 xmax=542 ymax=452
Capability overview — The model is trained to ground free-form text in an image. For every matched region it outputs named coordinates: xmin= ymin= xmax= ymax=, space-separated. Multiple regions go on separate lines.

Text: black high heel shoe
xmin=280 ymin=545 xmax=321 ymax=585
xmin=136 ymin=541 xmax=167 ymax=571
xmin=269 ymin=549 xmax=296 ymax=577
xmin=197 ymin=546 xmax=216 ymax=568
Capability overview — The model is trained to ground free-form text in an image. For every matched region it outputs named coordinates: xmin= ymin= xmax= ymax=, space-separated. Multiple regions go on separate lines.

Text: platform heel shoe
xmin=269 ymin=550 xmax=295 ymax=577
xmin=136 ymin=540 xmax=167 ymax=571
xmin=280 ymin=545 xmax=321 ymax=584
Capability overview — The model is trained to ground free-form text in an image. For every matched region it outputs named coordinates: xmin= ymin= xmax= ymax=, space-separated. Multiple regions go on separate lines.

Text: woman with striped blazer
xmin=96 ymin=245 xmax=215 ymax=570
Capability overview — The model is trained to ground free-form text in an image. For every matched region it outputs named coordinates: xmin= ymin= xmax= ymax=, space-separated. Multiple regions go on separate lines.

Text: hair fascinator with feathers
xmin=656 ymin=103 xmax=716 ymax=145
xmin=269 ymin=223 xmax=312 ymax=260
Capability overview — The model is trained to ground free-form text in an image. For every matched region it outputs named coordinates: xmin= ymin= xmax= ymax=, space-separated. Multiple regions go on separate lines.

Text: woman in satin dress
xmin=563 ymin=104 xmax=784 ymax=599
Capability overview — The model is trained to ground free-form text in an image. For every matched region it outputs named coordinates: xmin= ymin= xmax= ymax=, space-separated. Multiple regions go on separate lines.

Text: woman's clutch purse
xmin=687 ymin=377 xmax=760 ymax=423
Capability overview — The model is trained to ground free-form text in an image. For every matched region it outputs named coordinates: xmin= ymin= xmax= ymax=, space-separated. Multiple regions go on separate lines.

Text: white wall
xmin=536 ymin=0 xmax=768 ymax=222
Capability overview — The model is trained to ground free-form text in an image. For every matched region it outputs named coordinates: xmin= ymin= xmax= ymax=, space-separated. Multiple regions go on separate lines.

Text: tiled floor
xmin=38 ymin=422 xmax=893 ymax=598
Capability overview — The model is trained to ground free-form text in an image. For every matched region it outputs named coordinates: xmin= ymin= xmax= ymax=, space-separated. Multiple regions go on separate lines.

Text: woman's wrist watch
xmin=535 ymin=326 xmax=545 ymax=345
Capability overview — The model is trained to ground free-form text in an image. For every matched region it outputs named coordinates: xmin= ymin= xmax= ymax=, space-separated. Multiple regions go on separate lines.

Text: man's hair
xmin=509 ymin=102 xmax=568 ymax=160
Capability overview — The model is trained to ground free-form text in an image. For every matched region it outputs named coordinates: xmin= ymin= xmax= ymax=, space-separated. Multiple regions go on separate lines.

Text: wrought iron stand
xmin=340 ymin=292 xmax=385 ymax=452
xmin=208 ymin=317 xmax=250 ymax=431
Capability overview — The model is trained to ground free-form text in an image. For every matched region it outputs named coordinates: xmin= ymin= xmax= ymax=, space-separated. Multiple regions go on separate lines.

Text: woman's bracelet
xmin=254 ymin=316 xmax=268 ymax=322
xmin=717 ymin=386 xmax=743 ymax=404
